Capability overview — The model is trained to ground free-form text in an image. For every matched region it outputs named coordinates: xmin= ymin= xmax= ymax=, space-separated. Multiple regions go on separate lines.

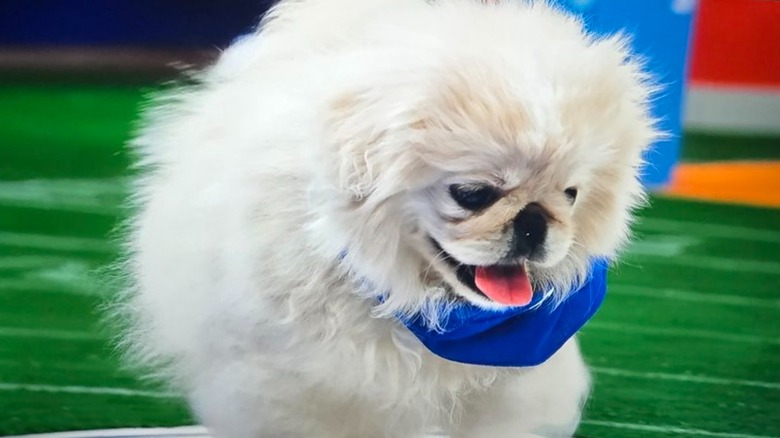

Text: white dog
xmin=119 ymin=1 xmax=657 ymax=437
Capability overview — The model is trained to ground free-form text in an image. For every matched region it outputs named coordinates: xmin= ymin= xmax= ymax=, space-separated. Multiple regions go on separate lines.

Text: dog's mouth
xmin=431 ymin=240 xmax=534 ymax=306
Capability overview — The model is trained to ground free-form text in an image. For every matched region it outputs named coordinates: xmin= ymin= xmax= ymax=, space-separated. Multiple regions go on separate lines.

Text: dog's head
xmin=315 ymin=2 xmax=658 ymax=318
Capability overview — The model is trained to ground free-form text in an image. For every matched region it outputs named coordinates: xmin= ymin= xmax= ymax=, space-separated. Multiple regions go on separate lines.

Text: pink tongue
xmin=474 ymin=265 xmax=533 ymax=306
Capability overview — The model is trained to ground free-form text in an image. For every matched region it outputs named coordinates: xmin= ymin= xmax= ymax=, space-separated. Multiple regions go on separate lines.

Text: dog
xmin=119 ymin=0 xmax=657 ymax=436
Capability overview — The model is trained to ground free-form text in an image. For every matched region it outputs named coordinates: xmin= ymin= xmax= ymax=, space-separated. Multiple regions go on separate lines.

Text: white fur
xmin=118 ymin=1 xmax=657 ymax=437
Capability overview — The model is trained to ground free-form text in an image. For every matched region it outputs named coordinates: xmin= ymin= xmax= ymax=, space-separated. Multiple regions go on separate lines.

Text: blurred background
xmin=0 ymin=1 xmax=778 ymax=437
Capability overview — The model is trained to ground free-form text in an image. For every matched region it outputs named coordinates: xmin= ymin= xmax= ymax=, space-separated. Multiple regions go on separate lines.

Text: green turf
xmin=1 ymin=83 xmax=778 ymax=438
xmin=682 ymin=132 xmax=780 ymax=163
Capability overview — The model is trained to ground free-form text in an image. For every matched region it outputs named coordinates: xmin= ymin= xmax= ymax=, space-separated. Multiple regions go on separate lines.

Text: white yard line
xmin=625 ymin=253 xmax=780 ymax=275
xmin=609 ymin=284 xmax=780 ymax=308
xmin=0 ymin=278 xmax=100 ymax=296
xmin=0 ymin=255 xmax=86 ymax=270
xmin=0 ymin=178 xmax=126 ymax=215
xmin=4 ymin=423 xmax=777 ymax=438
xmin=639 ymin=218 xmax=780 ymax=244
xmin=0 ymin=327 xmax=102 ymax=341
xmin=592 ymin=367 xmax=780 ymax=390
xmin=0 ymin=257 xmax=104 ymax=296
xmin=585 ymin=321 xmax=780 ymax=345
xmin=627 ymin=235 xmax=699 ymax=257
xmin=0 ymin=426 xmax=446 ymax=438
xmin=582 ymin=419 xmax=780 ymax=438
xmin=0 ymin=382 xmax=178 ymax=399
xmin=0 ymin=199 xmax=119 ymax=216
xmin=0 ymin=232 xmax=115 ymax=253
xmin=4 ymin=426 xmax=208 ymax=438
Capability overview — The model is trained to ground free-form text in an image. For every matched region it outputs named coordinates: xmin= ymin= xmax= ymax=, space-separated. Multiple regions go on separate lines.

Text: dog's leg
xmin=452 ymin=338 xmax=591 ymax=438
xmin=185 ymin=360 xmax=304 ymax=438
xmin=186 ymin=353 xmax=428 ymax=438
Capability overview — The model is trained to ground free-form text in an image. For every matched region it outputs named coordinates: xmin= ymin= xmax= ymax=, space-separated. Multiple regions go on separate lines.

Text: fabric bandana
xmin=341 ymin=251 xmax=608 ymax=367
xmin=399 ymin=259 xmax=609 ymax=367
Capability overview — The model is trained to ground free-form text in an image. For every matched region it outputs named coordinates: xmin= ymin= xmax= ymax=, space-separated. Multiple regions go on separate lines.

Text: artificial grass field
xmin=1 ymin=83 xmax=779 ymax=438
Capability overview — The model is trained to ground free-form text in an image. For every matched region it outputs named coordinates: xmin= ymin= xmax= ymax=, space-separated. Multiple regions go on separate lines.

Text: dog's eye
xmin=564 ymin=187 xmax=578 ymax=204
xmin=449 ymin=184 xmax=500 ymax=211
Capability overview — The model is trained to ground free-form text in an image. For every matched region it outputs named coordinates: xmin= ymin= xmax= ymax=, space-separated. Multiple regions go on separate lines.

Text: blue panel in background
xmin=557 ymin=0 xmax=697 ymax=187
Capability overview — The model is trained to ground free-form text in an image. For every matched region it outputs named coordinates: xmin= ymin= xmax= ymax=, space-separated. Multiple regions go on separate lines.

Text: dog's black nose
xmin=511 ymin=203 xmax=548 ymax=258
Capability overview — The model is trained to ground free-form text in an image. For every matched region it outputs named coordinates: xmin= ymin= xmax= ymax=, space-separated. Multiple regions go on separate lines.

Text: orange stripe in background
xmin=664 ymin=162 xmax=780 ymax=209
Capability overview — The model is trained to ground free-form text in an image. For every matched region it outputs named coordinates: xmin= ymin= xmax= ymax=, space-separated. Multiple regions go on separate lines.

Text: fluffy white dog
xmin=119 ymin=0 xmax=657 ymax=437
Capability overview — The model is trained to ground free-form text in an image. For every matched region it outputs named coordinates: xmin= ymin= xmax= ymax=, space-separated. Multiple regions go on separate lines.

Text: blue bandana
xmin=396 ymin=259 xmax=609 ymax=367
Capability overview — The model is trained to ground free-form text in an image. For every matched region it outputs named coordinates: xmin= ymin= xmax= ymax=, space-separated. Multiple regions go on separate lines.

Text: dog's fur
xmin=119 ymin=1 xmax=657 ymax=436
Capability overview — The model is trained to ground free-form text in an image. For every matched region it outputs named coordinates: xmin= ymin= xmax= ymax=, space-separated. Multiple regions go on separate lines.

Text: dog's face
xmin=405 ymin=61 xmax=655 ymax=310
xmin=417 ymin=128 xmax=596 ymax=309
xmin=321 ymin=6 xmax=657 ymax=314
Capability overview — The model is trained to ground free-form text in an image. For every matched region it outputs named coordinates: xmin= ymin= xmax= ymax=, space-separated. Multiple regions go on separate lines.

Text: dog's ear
xmin=325 ymin=93 xmax=381 ymax=202
xmin=324 ymin=91 xmax=428 ymax=203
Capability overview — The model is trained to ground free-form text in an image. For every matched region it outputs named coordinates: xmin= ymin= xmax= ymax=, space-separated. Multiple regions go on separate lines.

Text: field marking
xmin=639 ymin=217 xmax=780 ymax=244
xmin=592 ymin=367 xmax=780 ymax=390
xmin=0 ymin=178 xmax=126 ymax=215
xmin=0 ymin=232 xmax=115 ymax=253
xmin=0 ymin=361 xmax=122 ymax=374
xmin=627 ymin=234 xmax=699 ymax=257
xmin=0 ymin=255 xmax=77 ymax=270
xmin=0 ymin=256 xmax=103 ymax=296
xmin=0 ymin=327 xmax=102 ymax=341
xmin=609 ymin=284 xmax=780 ymax=308
xmin=0 ymin=253 xmax=119 ymax=297
xmin=0 ymin=278 xmax=100 ymax=296
xmin=625 ymin=253 xmax=780 ymax=275
xmin=582 ymin=420 xmax=780 ymax=438
xmin=0 ymin=382 xmax=178 ymax=398
xmin=4 ymin=426 xmax=209 ymax=438
xmin=585 ymin=321 xmax=780 ymax=345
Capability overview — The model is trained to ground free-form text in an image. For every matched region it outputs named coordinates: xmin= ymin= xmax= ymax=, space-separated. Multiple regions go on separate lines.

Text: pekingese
xmin=119 ymin=0 xmax=657 ymax=437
